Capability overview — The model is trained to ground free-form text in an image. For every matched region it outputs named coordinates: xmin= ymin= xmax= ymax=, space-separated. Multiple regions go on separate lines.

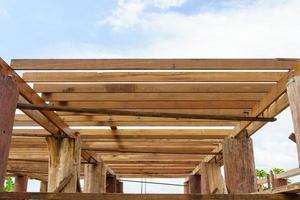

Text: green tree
xmin=3 ymin=177 xmax=14 ymax=192
xmin=272 ymin=168 xmax=285 ymax=174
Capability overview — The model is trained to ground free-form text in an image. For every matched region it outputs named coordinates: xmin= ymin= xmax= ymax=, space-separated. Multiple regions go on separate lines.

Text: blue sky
xmin=1 ymin=0 xmax=300 ymax=193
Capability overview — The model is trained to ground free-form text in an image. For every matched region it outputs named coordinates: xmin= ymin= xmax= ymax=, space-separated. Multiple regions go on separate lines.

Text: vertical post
xmin=106 ymin=174 xmax=117 ymax=193
xmin=287 ymin=62 xmax=300 ymax=166
xmin=0 ymin=75 xmax=19 ymax=190
xmin=116 ymin=180 xmax=123 ymax=193
xmin=40 ymin=181 xmax=48 ymax=192
xmin=84 ymin=160 xmax=107 ymax=193
xmin=14 ymin=175 xmax=28 ymax=192
xmin=46 ymin=137 xmax=81 ymax=193
xmin=200 ymin=162 xmax=227 ymax=194
xmin=223 ymin=134 xmax=257 ymax=193
xmin=270 ymin=171 xmax=288 ymax=188
xmin=188 ymin=174 xmax=201 ymax=193
xmin=183 ymin=181 xmax=189 ymax=194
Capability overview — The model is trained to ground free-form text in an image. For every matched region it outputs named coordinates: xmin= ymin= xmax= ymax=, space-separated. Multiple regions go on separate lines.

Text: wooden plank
xmin=11 ymin=58 xmax=295 ymax=70
xmin=23 ymin=72 xmax=286 ymax=82
xmin=12 ymin=129 xmax=232 ymax=139
xmin=256 ymin=182 xmax=300 ymax=194
xmin=0 ymin=76 xmax=19 ymax=190
xmin=34 ymin=83 xmax=275 ymax=93
xmin=42 ymin=92 xmax=266 ymax=101
xmin=2 ymin=193 xmax=299 ymax=199
xmin=52 ymin=100 xmax=257 ymax=109
xmin=0 ymin=58 xmax=74 ymax=137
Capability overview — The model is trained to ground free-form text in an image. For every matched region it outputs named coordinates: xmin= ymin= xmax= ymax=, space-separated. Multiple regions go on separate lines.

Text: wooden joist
xmin=11 ymin=58 xmax=296 ymax=70
xmin=1 ymin=192 xmax=299 ymax=200
xmin=33 ymin=83 xmax=275 ymax=93
xmin=16 ymin=103 xmax=275 ymax=121
xmin=23 ymin=72 xmax=286 ymax=82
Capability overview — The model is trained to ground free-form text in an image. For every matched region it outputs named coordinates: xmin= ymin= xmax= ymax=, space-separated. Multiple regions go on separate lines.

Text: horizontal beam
xmin=0 ymin=193 xmax=299 ymax=199
xmin=23 ymin=72 xmax=286 ymax=82
xmin=17 ymin=103 xmax=276 ymax=121
xmin=11 ymin=58 xmax=296 ymax=70
xmin=34 ymin=83 xmax=275 ymax=93
xmin=42 ymin=92 xmax=266 ymax=101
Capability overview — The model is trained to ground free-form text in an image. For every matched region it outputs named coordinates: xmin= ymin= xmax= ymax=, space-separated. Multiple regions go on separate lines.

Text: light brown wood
xmin=287 ymin=63 xmax=300 ymax=166
xmin=0 ymin=75 xmax=19 ymax=190
xmin=34 ymin=83 xmax=275 ymax=93
xmin=11 ymin=58 xmax=296 ymax=70
xmin=40 ymin=181 xmax=48 ymax=192
xmin=200 ymin=162 xmax=227 ymax=194
xmin=223 ymin=134 xmax=257 ymax=193
xmin=84 ymin=159 xmax=106 ymax=193
xmin=46 ymin=137 xmax=81 ymax=192
xmin=42 ymin=92 xmax=266 ymax=101
xmin=23 ymin=72 xmax=286 ymax=82
xmin=1 ymin=192 xmax=300 ymax=200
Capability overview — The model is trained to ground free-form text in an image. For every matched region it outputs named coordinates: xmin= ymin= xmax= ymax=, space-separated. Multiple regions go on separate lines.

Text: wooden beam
xmin=34 ymin=83 xmax=275 ymax=93
xmin=1 ymin=193 xmax=299 ymax=199
xmin=84 ymin=159 xmax=106 ymax=193
xmin=14 ymin=175 xmax=28 ymax=192
xmin=23 ymin=72 xmax=286 ymax=82
xmin=287 ymin=62 xmax=300 ymax=166
xmin=11 ymin=58 xmax=296 ymax=70
xmin=12 ymin=129 xmax=232 ymax=139
xmin=46 ymin=137 xmax=81 ymax=192
xmin=188 ymin=174 xmax=201 ymax=193
xmin=223 ymin=134 xmax=257 ymax=193
xmin=42 ymin=92 xmax=266 ymax=101
xmin=0 ymin=75 xmax=19 ymax=190
xmin=17 ymin=103 xmax=275 ymax=121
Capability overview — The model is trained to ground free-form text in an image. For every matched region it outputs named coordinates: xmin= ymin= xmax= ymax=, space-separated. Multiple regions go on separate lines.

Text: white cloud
xmin=154 ymin=0 xmax=187 ymax=9
xmin=98 ymin=0 xmax=187 ymax=30
xmin=0 ymin=8 xmax=8 ymax=17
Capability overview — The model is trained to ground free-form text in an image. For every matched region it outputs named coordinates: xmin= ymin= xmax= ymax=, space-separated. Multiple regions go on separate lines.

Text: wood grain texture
xmin=11 ymin=58 xmax=295 ymax=70
xmin=0 ymin=76 xmax=19 ymax=190
xmin=23 ymin=72 xmax=286 ymax=82
xmin=84 ymin=160 xmax=106 ymax=193
xmin=1 ymin=193 xmax=300 ymax=200
xmin=223 ymin=135 xmax=257 ymax=194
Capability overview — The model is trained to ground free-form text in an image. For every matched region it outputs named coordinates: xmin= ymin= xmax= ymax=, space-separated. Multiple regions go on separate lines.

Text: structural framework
xmin=1 ymin=58 xmax=300 ymax=199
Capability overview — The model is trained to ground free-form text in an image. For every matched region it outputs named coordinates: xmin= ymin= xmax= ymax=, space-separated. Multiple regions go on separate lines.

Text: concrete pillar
xmin=0 ymin=75 xmax=19 ymax=190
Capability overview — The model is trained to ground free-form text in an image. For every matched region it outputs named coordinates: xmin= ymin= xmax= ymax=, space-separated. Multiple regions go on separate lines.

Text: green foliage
xmin=272 ymin=167 xmax=285 ymax=174
xmin=3 ymin=177 xmax=14 ymax=192
xmin=256 ymin=169 xmax=267 ymax=179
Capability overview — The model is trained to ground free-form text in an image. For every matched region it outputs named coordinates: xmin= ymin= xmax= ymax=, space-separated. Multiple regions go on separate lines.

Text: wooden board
xmin=23 ymin=72 xmax=286 ymax=82
xmin=33 ymin=83 xmax=275 ymax=93
xmin=1 ymin=192 xmax=299 ymax=199
xmin=11 ymin=58 xmax=295 ymax=70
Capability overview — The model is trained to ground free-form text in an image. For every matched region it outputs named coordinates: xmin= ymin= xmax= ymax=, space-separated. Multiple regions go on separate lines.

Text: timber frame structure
xmin=1 ymin=58 xmax=300 ymax=199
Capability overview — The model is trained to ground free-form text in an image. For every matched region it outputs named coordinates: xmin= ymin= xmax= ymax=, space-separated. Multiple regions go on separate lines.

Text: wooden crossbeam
xmin=23 ymin=71 xmax=286 ymax=82
xmin=0 ymin=192 xmax=299 ymax=199
xmin=34 ymin=83 xmax=275 ymax=93
xmin=17 ymin=103 xmax=276 ymax=122
xmin=11 ymin=58 xmax=296 ymax=70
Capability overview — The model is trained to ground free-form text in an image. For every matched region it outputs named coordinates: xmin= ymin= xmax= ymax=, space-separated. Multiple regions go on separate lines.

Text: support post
xmin=223 ymin=134 xmax=257 ymax=193
xmin=287 ymin=62 xmax=300 ymax=166
xmin=188 ymin=174 xmax=201 ymax=193
xmin=184 ymin=181 xmax=189 ymax=194
xmin=106 ymin=175 xmax=117 ymax=193
xmin=116 ymin=180 xmax=123 ymax=193
xmin=84 ymin=159 xmax=107 ymax=193
xmin=40 ymin=181 xmax=48 ymax=192
xmin=46 ymin=136 xmax=81 ymax=193
xmin=270 ymin=171 xmax=288 ymax=188
xmin=0 ymin=75 xmax=19 ymax=190
xmin=200 ymin=162 xmax=227 ymax=194
xmin=14 ymin=175 xmax=28 ymax=192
